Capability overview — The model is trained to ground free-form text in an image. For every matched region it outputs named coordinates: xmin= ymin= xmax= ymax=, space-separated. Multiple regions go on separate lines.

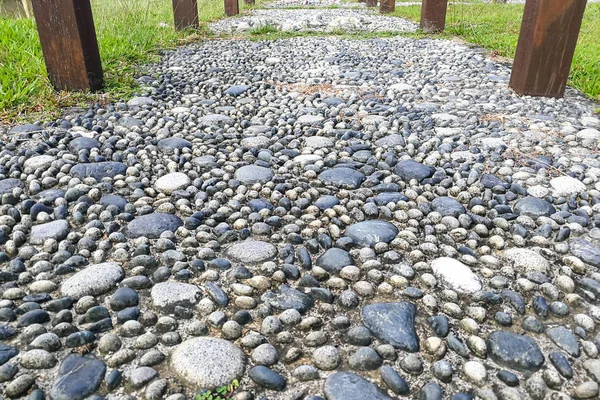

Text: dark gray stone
xmin=225 ymin=85 xmax=250 ymax=96
xmin=70 ymin=162 xmax=127 ymax=180
xmin=344 ymin=220 xmax=399 ymax=247
xmin=376 ymin=134 xmax=405 ymax=147
xmin=50 ymin=355 xmax=106 ymax=400
xmin=315 ymin=195 xmax=340 ymax=210
xmin=395 ymin=160 xmax=435 ymax=182
xmin=324 ymin=372 xmax=392 ymax=400
xmin=318 ymin=167 xmax=366 ymax=189
xmin=372 ymin=192 xmax=408 ymax=205
xmin=30 ymin=220 xmax=70 ymax=245
xmin=157 ymin=137 xmax=192 ymax=151
xmin=234 ymin=165 xmax=273 ymax=185
xmin=248 ymin=366 xmax=286 ymax=391
xmin=316 ymin=248 xmax=354 ymax=274
xmin=8 ymin=123 xmax=42 ymax=135
xmin=0 ymin=343 xmax=18 ymax=365
xmin=100 ymin=195 xmax=127 ymax=211
xmin=69 ymin=137 xmax=101 ymax=152
xmin=380 ymin=365 xmax=409 ymax=395
xmin=546 ymin=326 xmax=580 ymax=357
xmin=126 ymin=213 xmax=183 ymax=239
xmin=487 ymin=331 xmax=544 ymax=372
xmin=431 ymin=197 xmax=466 ymax=217
xmin=569 ymin=238 xmax=600 ymax=267
xmin=0 ymin=178 xmax=24 ymax=195
xmin=261 ymin=285 xmax=314 ymax=314
xmin=348 ymin=347 xmax=383 ymax=370
xmin=514 ymin=196 xmax=556 ymax=218
xmin=361 ymin=302 xmax=419 ymax=352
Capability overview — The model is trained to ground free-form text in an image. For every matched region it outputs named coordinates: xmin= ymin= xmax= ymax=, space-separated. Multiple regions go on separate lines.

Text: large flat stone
xmin=487 ymin=331 xmax=544 ymax=372
xmin=431 ymin=257 xmax=482 ymax=294
xmin=155 ymin=172 xmax=191 ymax=194
xmin=324 ymin=372 xmax=392 ymax=400
xmin=70 ymin=162 xmax=127 ymax=181
xmin=151 ymin=282 xmax=201 ymax=312
xmin=226 ymin=240 xmax=277 ymax=264
xmin=51 ymin=355 xmax=106 ymax=400
xmin=500 ymin=248 xmax=549 ymax=273
xmin=234 ymin=165 xmax=274 ymax=185
xmin=199 ymin=114 xmax=235 ymax=127
xmin=60 ymin=263 xmax=125 ymax=300
xmin=570 ymin=238 xmax=600 ymax=267
xmin=24 ymin=155 xmax=55 ymax=170
xmin=514 ymin=196 xmax=556 ymax=218
xmin=318 ymin=167 xmax=365 ymax=189
xmin=395 ymin=159 xmax=435 ymax=182
xmin=361 ymin=302 xmax=419 ymax=352
xmin=0 ymin=178 xmax=24 ymax=195
xmin=316 ymin=248 xmax=354 ymax=274
xmin=261 ymin=285 xmax=314 ymax=314
xmin=171 ymin=337 xmax=246 ymax=389
xmin=30 ymin=220 xmax=70 ymax=245
xmin=126 ymin=213 xmax=183 ymax=239
xmin=344 ymin=220 xmax=399 ymax=247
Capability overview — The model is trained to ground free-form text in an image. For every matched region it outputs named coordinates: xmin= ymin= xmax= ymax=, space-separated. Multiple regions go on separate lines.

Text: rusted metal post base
xmin=366 ymin=0 xmax=377 ymax=7
xmin=380 ymin=0 xmax=395 ymax=13
xmin=420 ymin=0 xmax=448 ymax=32
xmin=225 ymin=0 xmax=239 ymax=16
xmin=509 ymin=0 xmax=587 ymax=97
xmin=173 ymin=0 xmax=199 ymax=30
xmin=31 ymin=0 xmax=103 ymax=91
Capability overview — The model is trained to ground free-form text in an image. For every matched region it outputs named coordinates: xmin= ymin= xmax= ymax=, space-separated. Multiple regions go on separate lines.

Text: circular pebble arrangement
xmin=1 ymin=16 xmax=600 ymax=400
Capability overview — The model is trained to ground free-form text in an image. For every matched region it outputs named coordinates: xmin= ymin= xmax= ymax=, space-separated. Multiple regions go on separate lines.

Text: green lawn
xmin=0 ymin=0 xmax=260 ymax=122
xmin=391 ymin=3 xmax=600 ymax=102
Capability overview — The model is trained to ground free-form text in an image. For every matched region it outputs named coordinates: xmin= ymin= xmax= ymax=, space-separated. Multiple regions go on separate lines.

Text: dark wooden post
xmin=380 ymin=0 xmax=395 ymax=13
xmin=224 ymin=0 xmax=239 ymax=16
xmin=366 ymin=0 xmax=377 ymax=7
xmin=173 ymin=0 xmax=199 ymax=30
xmin=509 ymin=0 xmax=587 ymax=97
xmin=420 ymin=0 xmax=448 ymax=32
xmin=30 ymin=0 xmax=103 ymax=91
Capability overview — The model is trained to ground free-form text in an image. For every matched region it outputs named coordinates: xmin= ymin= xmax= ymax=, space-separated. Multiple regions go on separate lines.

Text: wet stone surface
xmin=0 ymin=13 xmax=600 ymax=400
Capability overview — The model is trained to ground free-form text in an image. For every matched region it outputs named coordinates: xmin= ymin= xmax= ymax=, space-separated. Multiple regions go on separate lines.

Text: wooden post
xmin=420 ymin=0 xmax=448 ymax=32
xmin=224 ymin=0 xmax=239 ymax=16
xmin=30 ymin=0 xmax=103 ymax=91
xmin=173 ymin=0 xmax=199 ymax=30
xmin=366 ymin=0 xmax=377 ymax=7
xmin=380 ymin=0 xmax=395 ymax=13
xmin=509 ymin=0 xmax=587 ymax=97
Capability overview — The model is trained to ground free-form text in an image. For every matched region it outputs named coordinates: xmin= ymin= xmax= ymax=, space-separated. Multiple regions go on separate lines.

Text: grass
xmin=391 ymin=3 xmax=600 ymax=101
xmin=195 ymin=379 xmax=240 ymax=400
xmin=249 ymin=22 xmax=280 ymax=35
xmin=0 ymin=0 xmax=261 ymax=123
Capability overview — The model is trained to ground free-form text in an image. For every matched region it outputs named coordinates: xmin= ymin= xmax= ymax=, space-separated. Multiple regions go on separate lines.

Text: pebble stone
xmin=2 ymin=6 xmax=600 ymax=400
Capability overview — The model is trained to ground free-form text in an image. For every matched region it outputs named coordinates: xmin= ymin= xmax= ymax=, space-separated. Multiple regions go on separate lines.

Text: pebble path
xmin=1 ymin=2 xmax=600 ymax=400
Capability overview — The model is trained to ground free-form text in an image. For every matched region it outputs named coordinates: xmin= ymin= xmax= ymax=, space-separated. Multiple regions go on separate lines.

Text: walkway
xmin=2 ymin=1 xmax=600 ymax=400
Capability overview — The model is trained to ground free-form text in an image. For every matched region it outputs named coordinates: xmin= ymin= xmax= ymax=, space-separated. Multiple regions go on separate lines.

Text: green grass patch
xmin=195 ymin=379 xmax=240 ymax=400
xmin=249 ymin=23 xmax=280 ymax=35
xmin=391 ymin=3 xmax=600 ymax=101
xmin=0 ymin=0 xmax=262 ymax=123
